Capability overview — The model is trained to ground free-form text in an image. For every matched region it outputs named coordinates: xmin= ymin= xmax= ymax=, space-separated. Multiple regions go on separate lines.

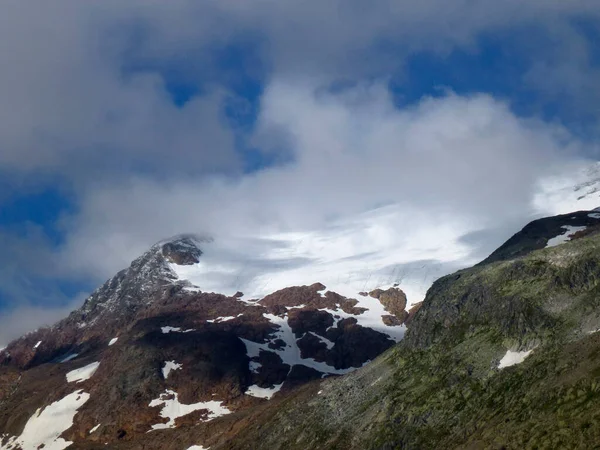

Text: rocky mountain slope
xmin=4 ymin=209 xmax=600 ymax=449
xmin=217 ymin=209 xmax=600 ymax=449
xmin=0 ymin=237 xmax=412 ymax=449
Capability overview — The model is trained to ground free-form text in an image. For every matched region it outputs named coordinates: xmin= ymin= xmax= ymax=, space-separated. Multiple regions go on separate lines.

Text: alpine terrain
xmin=0 ymin=236 xmax=411 ymax=449
xmin=3 ymin=208 xmax=600 ymax=449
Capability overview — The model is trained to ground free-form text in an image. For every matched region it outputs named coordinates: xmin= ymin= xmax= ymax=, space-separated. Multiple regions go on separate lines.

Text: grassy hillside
xmin=222 ymin=225 xmax=600 ymax=449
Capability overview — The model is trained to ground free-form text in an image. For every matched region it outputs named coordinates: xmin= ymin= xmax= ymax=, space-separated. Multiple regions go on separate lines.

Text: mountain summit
xmin=0 ymin=235 xmax=412 ymax=449
xmin=4 ymin=209 xmax=600 ymax=449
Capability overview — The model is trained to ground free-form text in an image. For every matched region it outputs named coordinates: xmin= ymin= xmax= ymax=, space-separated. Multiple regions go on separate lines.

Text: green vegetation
xmin=228 ymin=227 xmax=600 ymax=449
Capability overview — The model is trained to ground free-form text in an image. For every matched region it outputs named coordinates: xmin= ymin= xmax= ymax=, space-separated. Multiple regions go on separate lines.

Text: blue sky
xmin=0 ymin=1 xmax=599 ymax=344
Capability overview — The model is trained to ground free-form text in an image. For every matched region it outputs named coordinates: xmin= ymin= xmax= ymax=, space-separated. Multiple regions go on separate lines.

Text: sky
xmin=1 ymin=1 xmax=600 ymax=346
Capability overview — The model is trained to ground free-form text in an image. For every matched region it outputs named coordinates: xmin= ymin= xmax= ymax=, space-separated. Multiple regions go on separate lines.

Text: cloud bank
xmin=0 ymin=1 xmax=599 ymax=345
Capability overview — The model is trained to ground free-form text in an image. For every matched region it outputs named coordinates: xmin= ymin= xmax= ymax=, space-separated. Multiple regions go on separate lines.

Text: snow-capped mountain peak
xmin=159 ymin=235 xmax=212 ymax=266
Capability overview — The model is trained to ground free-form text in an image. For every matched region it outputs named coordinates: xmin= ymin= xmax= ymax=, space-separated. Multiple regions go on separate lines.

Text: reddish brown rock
xmin=0 ymin=239 xmax=402 ymax=449
xmin=405 ymin=301 xmax=423 ymax=326
xmin=378 ymin=287 xmax=408 ymax=318
xmin=368 ymin=289 xmax=384 ymax=299
xmin=287 ymin=309 xmax=335 ymax=337
xmin=381 ymin=315 xmax=402 ymax=326
xmin=162 ymin=238 xmax=203 ymax=265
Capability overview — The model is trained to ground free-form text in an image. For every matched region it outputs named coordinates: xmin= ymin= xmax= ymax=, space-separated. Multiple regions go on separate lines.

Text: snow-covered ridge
xmin=65 ymin=202 xmax=477 ymax=334
xmin=165 ymin=205 xmax=472 ymax=310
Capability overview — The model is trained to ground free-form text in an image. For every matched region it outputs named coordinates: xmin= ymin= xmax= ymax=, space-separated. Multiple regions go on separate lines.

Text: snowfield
xmin=498 ymin=349 xmax=534 ymax=369
xmin=245 ymin=383 xmax=283 ymax=399
xmin=148 ymin=390 xmax=232 ymax=430
xmin=167 ymin=204 xmax=475 ymax=311
xmin=66 ymin=361 xmax=100 ymax=383
xmin=546 ymin=225 xmax=587 ymax=248
xmin=0 ymin=390 xmax=90 ymax=450
xmin=240 ymin=313 xmax=358 ymax=378
xmin=534 ymin=162 xmax=600 ymax=216
xmin=162 ymin=361 xmax=182 ymax=379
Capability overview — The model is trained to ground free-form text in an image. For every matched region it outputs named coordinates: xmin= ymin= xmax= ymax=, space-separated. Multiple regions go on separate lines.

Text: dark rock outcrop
xmin=0 ymin=236 xmax=402 ymax=449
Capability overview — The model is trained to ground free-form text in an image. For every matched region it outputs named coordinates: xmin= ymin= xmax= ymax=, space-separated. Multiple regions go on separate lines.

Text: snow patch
xmin=308 ymin=331 xmax=335 ymax=350
xmin=58 ymin=353 xmax=79 ymax=363
xmin=546 ymin=225 xmax=587 ymax=247
xmin=148 ymin=390 xmax=232 ymax=430
xmin=89 ymin=424 xmax=101 ymax=434
xmin=66 ymin=361 xmax=100 ymax=383
xmin=161 ymin=326 xmax=180 ymax=333
xmin=245 ymin=383 xmax=283 ymax=400
xmin=0 ymin=390 xmax=89 ymax=450
xmin=589 ymin=213 xmax=600 ymax=219
xmin=249 ymin=361 xmax=262 ymax=373
xmin=33 ymin=341 xmax=42 ymax=349
xmin=240 ymin=314 xmax=359 ymax=376
xmin=108 ymin=337 xmax=118 ymax=346
xmin=187 ymin=446 xmax=209 ymax=450
xmin=206 ymin=315 xmax=241 ymax=323
xmin=166 ymin=205 xmax=472 ymax=312
xmin=161 ymin=326 xmax=194 ymax=334
xmin=162 ymin=361 xmax=182 ymax=379
xmin=498 ymin=349 xmax=533 ymax=369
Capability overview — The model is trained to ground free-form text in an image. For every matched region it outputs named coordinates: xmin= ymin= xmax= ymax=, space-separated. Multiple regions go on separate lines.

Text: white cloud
xmin=0 ymin=1 xmax=599 ymax=344
xmin=0 ymin=297 xmax=85 ymax=348
xmin=0 ymin=3 xmax=238 ymax=180
xmin=55 ymin=82 xmax=586 ymax=285
xmin=533 ymin=161 xmax=600 ymax=215
xmin=0 ymin=1 xmax=596 ymax=185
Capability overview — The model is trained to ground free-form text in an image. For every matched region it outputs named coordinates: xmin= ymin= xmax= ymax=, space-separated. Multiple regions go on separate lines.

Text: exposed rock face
xmin=381 ymin=314 xmax=402 ymax=326
xmin=161 ymin=236 xmax=204 ymax=265
xmin=405 ymin=210 xmax=600 ymax=350
xmin=0 ymin=236 xmax=404 ymax=449
xmin=369 ymin=287 xmax=409 ymax=325
xmin=405 ymin=301 xmax=422 ymax=326
xmin=480 ymin=209 xmax=600 ymax=265
xmin=6 ymin=211 xmax=600 ymax=449
xmin=213 ymin=210 xmax=600 ymax=450
xmin=288 ymin=309 xmax=334 ymax=337
xmin=375 ymin=287 xmax=407 ymax=317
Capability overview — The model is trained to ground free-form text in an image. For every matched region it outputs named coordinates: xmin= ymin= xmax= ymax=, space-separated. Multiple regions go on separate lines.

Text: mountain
xmin=4 ymin=209 xmax=600 ymax=449
xmin=218 ymin=208 xmax=600 ymax=449
xmin=0 ymin=236 xmax=411 ymax=449
xmin=480 ymin=208 xmax=600 ymax=265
